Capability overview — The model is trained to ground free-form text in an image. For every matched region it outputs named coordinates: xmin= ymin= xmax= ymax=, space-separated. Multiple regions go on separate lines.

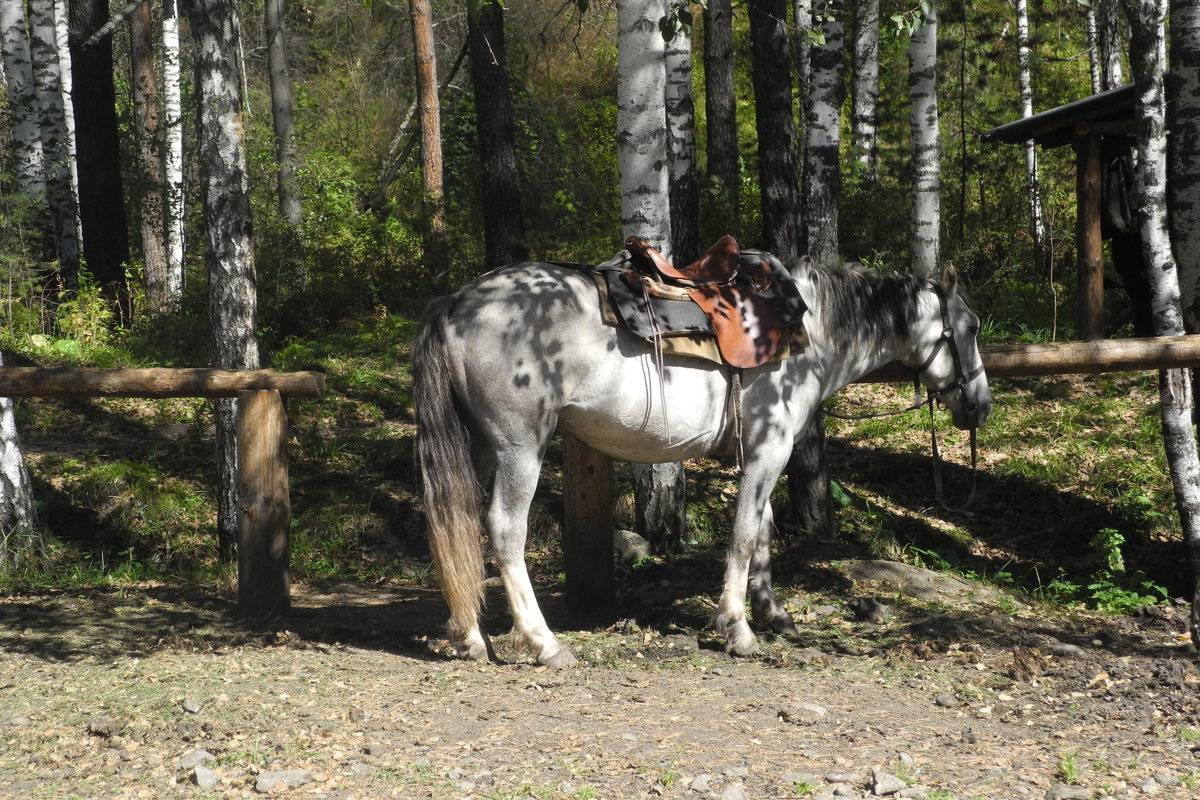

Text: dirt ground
xmin=1 ymin=554 xmax=1198 ymax=800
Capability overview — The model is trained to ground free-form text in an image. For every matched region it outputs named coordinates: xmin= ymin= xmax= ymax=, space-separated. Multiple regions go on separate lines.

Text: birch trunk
xmin=266 ymin=0 xmax=302 ymax=227
xmin=0 ymin=352 xmax=38 ymax=576
xmin=409 ymin=0 xmax=448 ymax=286
xmin=1170 ymin=0 xmax=1200 ymax=333
xmin=130 ymin=0 xmax=169 ymax=313
xmin=1098 ymin=0 xmax=1124 ymax=90
xmin=1087 ymin=8 xmax=1103 ymax=95
xmin=162 ymin=0 xmax=185 ymax=309
xmin=748 ymin=0 xmax=800 ymax=264
xmin=793 ymin=0 xmax=812 ymax=128
xmin=908 ymin=1 xmax=940 ymax=278
xmin=665 ymin=22 xmax=699 ymax=263
xmin=850 ymin=0 xmax=879 ymax=183
xmin=618 ymin=0 xmax=685 ymax=553
xmin=1015 ymin=0 xmax=1046 ymax=267
xmin=804 ymin=0 xmax=845 ymax=264
xmin=190 ymin=0 xmax=261 ymax=561
xmin=702 ymin=0 xmax=738 ymax=223
xmin=1120 ymin=0 xmax=1200 ymax=650
xmin=1 ymin=0 xmax=46 ymax=202
xmin=467 ymin=0 xmax=527 ymax=268
xmin=27 ymin=0 xmax=80 ymax=283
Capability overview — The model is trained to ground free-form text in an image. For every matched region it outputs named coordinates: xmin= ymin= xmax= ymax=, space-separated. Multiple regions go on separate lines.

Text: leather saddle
xmin=618 ymin=235 xmax=805 ymax=369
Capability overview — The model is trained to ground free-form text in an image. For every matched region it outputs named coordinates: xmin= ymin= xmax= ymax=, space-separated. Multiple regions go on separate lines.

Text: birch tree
xmin=1119 ymin=0 xmax=1200 ymax=649
xmin=1170 ymin=0 xmax=1200 ymax=333
xmin=850 ymin=0 xmax=880 ymax=183
xmin=702 ymin=0 xmax=738 ymax=223
xmin=410 ymin=0 xmax=448 ymax=286
xmin=0 ymin=353 xmax=38 ymax=576
xmin=266 ymin=0 xmax=302 ymax=227
xmin=617 ymin=0 xmax=686 ymax=554
xmin=1086 ymin=4 xmax=1102 ymax=94
xmin=804 ymin=0 xmax=845 ymax=265
xmin=190 ymin=0 xmax=261 ymax=561
xmin=467 ymin=0 xmax=527 ymax=268
xmin=1015 ymin=0 xmax=1046 ymax=267
xmin=664 ymin=9 xmax=699 ymax=263
xmin=162 ymin=0 xmax=185 ymax=309
xmin=908 ymin=1 xmax=941 ymax=278
xmin=749 ymin=0 xmax=801 ymax=264
xmin=1 ymin=0 xmax=45 ymax=202
xmin=130 ymin=0 xmax=170 ymax=312
xmin=27 ymin=0 xmax=80 ymax=282
xmin=1098 ymin=0 xmax=1124 ymax=89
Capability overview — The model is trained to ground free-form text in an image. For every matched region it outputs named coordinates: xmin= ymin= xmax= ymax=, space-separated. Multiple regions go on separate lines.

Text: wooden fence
xmin=0 ymin=368 xmax=325 ymax=620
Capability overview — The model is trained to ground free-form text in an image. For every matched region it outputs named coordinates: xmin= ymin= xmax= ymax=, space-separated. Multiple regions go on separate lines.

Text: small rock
xmin=872 ymin=768 xmax=907 ymax=795
xmin=182 ymin=699 xmax=202 ymax=714
xmin=812 ymin=604 xmax=839 ymax=617
xmin=781 ymin=772 xmax=819 ymax=787
xmin=722 ymin=766 xmax=750 ymax=779
xmin=898 ymin=789 xmax=929 ymax=799
xmin=348 ymin=763 xmax=378 ymax=778
xmin=363 ymin=742 xmax=386 ymax=756
xmin=87 ymin=716 xmax=122 ymax=738
xmin=1045 ymin=784 xmax=1092 ymax=800
xmin=255 ymin=769 xmax=313 ymax=793
xmin=7 ymin=717 xmax=31 ymax=727
xmin=178 ymin=749 xmax=216 ymax=769
xmin=690 ymin=774 xmax=713 ymax=793
xmin=779 ymin=702 xmax=829 ymax=725
xmin=831 ymin=784 xmax=858 ymax=797
xmin=848 ymin=597 xmax=892 ymax=623
xmin=616 ymin=529 xmax=651 ymax=564
xmin=1047 ymin=642 xmax=1087 ymax=659
xmin=721 ymin=785 xmax=748 ymax=800
xmin=1137 ymin=777 xmax=1160 ymax=794
xmin=193 ymin=765 xmax=221 ymax=790
xmin=824 ymin=772 xmax=858 ymax=784
xmin=934 ymin=693 xmax=957 ymax=708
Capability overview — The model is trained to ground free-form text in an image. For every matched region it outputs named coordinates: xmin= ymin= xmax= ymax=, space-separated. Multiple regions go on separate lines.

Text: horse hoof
xmin=759 ymin=614 xmax=800 ymax=638
xmin=539 ymin=647 xmax=579 ymax=668
xmin=723 ymin=622 xmax=760 ymax=657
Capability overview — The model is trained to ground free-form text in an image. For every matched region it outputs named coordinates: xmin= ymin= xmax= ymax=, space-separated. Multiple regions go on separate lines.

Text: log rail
xmin=0 ymin=367 xmax=325 ymax=620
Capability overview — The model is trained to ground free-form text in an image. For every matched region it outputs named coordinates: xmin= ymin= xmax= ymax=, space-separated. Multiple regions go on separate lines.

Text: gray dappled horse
xmin=412 ymin=256 xmax=992 ymax=666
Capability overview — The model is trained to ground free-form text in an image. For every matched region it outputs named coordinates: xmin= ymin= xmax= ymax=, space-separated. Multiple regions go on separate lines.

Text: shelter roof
xmin=980 ymin=84 xmax=1135 ymax=148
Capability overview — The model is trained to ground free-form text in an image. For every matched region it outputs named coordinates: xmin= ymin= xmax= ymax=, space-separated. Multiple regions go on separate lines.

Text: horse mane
xmin=799 ymin=261 xmax=930 ymax=354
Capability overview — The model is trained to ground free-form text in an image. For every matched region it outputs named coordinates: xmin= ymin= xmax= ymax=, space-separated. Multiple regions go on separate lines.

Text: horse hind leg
xmin=748 ymin=509 xmax=800 ymax=638
xmin=488 ymin=447 xmax=578 ymax=667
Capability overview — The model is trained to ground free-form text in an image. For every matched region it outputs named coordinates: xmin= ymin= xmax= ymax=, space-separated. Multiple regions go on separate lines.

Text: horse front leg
xmin=715 ymin=473 xmax=781 ymax=656
xmin=748 ymin=503 xmax=800 ymax=638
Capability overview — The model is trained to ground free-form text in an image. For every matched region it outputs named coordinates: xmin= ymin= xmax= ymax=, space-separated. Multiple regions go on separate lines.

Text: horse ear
xmin=939 ymin=262 xmax=958 ymax=293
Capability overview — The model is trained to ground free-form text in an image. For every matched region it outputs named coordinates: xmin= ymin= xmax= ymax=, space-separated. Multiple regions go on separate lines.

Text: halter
xmin=824 ymin=282 xmax=984 ymax=511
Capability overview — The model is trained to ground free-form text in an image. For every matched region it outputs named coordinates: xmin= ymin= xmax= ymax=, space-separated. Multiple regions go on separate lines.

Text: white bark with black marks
xmin=1170 ymin=0 xmax=1200 ymax=332
xmin=804 ymin=0 xmax=845 ymax=264
xmin=1015 ymin=0 xmax=1045 ymax=265
xmin=908 ymin=1 xmax=940 ymax=278
xmin=162 ymin=0 xmax=185 ymax=308
xmin=665 ymin=19 xmax=699 ymax=263
xmin=1121 ymin=0 xmax=1200 ymax=650
xmin=0 ymin=352 xmax=37 ymax=574
xmin=702 ymin=0 xmax=738 ymax=220
xmin=1 ymin=0 xmax=46 ymax=201
xmin=1098 ymin=0 xmax=1124 ymax=90
xmin=850 ymin=0 xmax=879 ymax=182
xmin=266 ymin=0 xmax=302 ymax=227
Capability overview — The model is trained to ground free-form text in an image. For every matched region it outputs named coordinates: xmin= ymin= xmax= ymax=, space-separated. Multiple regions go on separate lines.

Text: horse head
xmin=906 ymin=264 xmax=993 ymax=430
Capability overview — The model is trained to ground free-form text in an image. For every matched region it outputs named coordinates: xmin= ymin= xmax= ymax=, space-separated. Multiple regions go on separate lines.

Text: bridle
xmin=825 ymin=283 xmax=985 ymax=511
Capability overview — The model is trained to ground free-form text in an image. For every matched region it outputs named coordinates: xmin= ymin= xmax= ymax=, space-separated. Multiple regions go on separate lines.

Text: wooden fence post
xmin=236 ymin=389 xmax=291 ymax=619
xmin=1075 ymin=127 xmax=1105 ymax=341
xmin=561 ymin=435 xmax=616 ymax=615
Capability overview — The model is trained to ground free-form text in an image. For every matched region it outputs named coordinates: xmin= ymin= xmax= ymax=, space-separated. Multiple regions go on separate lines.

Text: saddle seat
xmin=624 ymin=235 xmax=792 ymax=369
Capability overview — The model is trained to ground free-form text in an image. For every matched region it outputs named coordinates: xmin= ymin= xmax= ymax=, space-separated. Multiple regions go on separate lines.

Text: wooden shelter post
xmin=1075 ymin=126 xmax=1105 ymax=341
xmin=561 ymin=435 xmax=616 ymax=614
xmin=236 ymin=389 xmax=293 ymax=620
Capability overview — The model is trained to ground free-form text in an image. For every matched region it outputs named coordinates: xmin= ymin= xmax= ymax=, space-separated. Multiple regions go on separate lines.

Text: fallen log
xmin=0 ymin=367 xmax=325 ymax=399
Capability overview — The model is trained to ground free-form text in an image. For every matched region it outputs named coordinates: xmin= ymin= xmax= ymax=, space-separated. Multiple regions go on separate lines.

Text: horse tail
xmin=412 ymin=296 xmax=486 ymax=644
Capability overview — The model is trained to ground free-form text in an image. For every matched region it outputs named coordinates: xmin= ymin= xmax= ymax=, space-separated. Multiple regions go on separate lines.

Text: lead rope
xmin=928 ymin=400 xmax=979 ymax=512
xmin=730 ymin=369 xmax=745 ymax=473
xmin=639 ymin=277 xmax=672 ymax=443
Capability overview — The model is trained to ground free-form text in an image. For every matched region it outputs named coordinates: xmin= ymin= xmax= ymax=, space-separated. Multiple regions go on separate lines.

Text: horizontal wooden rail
xmin=859 ymin=334 xmax=1200 ymax=383
xmin=0 ymin=367 xmax=325 ymax=399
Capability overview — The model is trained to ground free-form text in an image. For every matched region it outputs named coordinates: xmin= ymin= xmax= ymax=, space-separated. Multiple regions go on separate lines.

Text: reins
xmin=824 ymin=284 xmax=983 ymax=512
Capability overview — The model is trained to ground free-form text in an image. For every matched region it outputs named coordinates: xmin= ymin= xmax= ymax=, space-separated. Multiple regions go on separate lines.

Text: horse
xmin=412 ymin=254 xmax=992 ymax=666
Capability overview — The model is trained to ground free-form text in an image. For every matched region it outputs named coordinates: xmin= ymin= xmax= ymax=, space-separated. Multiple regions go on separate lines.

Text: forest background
xmin=0 ymin=0 xmax=1198 ymax=631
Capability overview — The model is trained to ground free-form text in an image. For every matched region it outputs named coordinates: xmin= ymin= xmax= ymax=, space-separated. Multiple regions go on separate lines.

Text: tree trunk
xmin=67 ymin=0 xmax=130 ymax=299
xmin=617 ymin=0 xmax=686 ymax=553
xmin=702 ymin=0 xmax=738 ymax=225
xmin=27 ymin=0 xmax=80 ymax=284
xmin=0 ymin=352 xmax=39 ymax=576
xmin=162 ymin=0 xmax=185 ymax=310
xmin=129 ymin=0 xmax=169 ymax=313
xmin=850 ymin=0 xmax=879 ymax=184
xmin=748 ymin=0 xmax=801 ymax=264
xmin=1170 ymin=0 xmax=1200 ymax=333
xmin=665 ymin=22 xmax=700 ymax=264
xmin=804 ymin=0 xmax=845 ymax=265
xmin=467 ymin=0 xmax=527 ymax=268
xmin=1 ymin=0 xmax=46 ymax=202
xmin=409 ymin=0 xmax=448 ymax=287
xmin=1015 ymin=0 xmax=1046 ymax=269
xmin=1098 ymin=0 xmax=1124 ymax=90
xmin=190 ymin=0 xmax=261 ymax=562
xmin=1120 ymin=0 xmax=1200 ymax=650
xmin=908 ymin=1 xmax=940 ymax=278
xmin=266 ymin=0 xmax=302 ymax=228
xmin=1086 ymin=7 xmax=1103 ymax=95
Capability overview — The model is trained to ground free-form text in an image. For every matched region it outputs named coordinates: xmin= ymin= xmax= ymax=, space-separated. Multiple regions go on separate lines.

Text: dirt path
xmin=1 ymin=564 xmax=1198 ymax=800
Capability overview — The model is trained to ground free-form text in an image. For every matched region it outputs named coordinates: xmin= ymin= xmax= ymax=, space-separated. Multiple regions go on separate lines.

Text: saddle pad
xmin=579 ymin=249 xmax=808 ymax=367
